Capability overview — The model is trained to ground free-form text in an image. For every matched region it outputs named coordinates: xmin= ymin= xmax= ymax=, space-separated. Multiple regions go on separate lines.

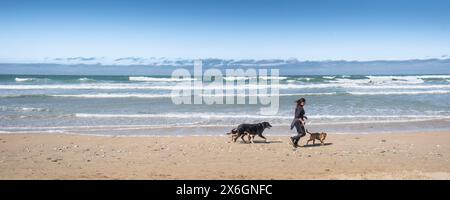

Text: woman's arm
xmin=299 ymin=118 xmax=305 ymax=125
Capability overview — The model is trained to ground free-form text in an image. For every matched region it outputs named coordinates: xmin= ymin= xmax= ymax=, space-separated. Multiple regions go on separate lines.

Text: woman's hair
xmin=295 ymin=98 xmax=306 ymax=106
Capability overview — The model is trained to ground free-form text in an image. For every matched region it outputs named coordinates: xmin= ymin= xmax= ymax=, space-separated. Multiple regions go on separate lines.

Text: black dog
xmin=230 ymin=122 xmax=272 ymax=143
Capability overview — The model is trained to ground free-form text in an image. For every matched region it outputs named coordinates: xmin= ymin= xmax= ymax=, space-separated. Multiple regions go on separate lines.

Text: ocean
xmin=1 ymin=74 xmax=450 ymax=136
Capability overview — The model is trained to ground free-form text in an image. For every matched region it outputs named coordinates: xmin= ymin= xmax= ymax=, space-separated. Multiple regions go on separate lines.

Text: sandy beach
xmin=1 ymin=131 xmax=449 ymax=180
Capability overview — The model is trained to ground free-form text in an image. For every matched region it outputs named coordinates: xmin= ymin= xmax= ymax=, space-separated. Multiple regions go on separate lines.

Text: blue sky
xmin=1 ymin=0 xmax=450 ymax=61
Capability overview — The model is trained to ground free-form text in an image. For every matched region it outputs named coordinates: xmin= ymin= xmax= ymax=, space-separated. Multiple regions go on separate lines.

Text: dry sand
xmin=1 ymin=131 xmax=449 ymax=179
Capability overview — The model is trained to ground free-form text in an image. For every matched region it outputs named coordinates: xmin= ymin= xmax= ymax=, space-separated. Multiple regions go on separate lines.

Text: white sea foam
xmin=296 ymin=77 xmax=312 ymax=81
xmin=49 ymin=92 xmax=337 ymax=98
xmin=19 ymin=107 xmax=48 ymax=112
xmin=78 ymin=77 xmax=94 ymax=82
xmin=322 ymin=76 xmax=335 ymax=79
xmin=129 ymin=76 xmax=195 ymax=82
xmin=74 ymin=113 xmax=293 ymax=119
xmin=200 ymin=92 xmax=337 ymax=97
xmin=308 ymin=114 xmax=450 ymax=119
xmin=0 ymin=84 xmax=167 ymax=90
xmin=0 ymin=106 xmax=48 ymax=112
xmin=74 ymin=113 xmax=450 ymax=120
xmin=1 ymin=83 xmax=449 ymax=90
xmin=329 ymin=75 xmax=450 ymax=85
xmin=361 ymin=75 xmax=450 ymax=85
xmin=329 ymin=78 xmax=368 ymax=84
xmin=223 ymin=76 xmax=287 ymax=81
xmin=14 ymin=77 xmax=51 ymax=82
xmin=412 ymin=75 xmax=450 ymax=79
xmin=0 ymin=130 xmax=67 ymax=134
xmin=223 ymin=76 xmax=250 ymax=81
xmin=259 ymin=76 xmax=288 ymax=80
xmin=332 ymin=76 xmax=424 ymax=85
xmin=15 ymin=78 xmax=34 ymax=82
xmin=366 ymin=75 xmax=425 ymax=84
xmin=307 ymin=118 xmax=450 ymax=125
xmin=343 ymin=85 xmax=450 ymax=89
xmin=348 ymin=90 xmax=450 ymax=95
xmin=53 ymin=93 xmax=175 ymax=98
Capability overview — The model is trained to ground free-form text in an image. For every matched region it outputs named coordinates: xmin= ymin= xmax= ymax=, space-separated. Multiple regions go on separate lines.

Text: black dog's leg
xmin=240 ymin=134 xmax=247 ymax=143
xmin=233 ymin=134 xmax=239 ymax=143
xmin=258 ymin=134 xmax=267 ymax=142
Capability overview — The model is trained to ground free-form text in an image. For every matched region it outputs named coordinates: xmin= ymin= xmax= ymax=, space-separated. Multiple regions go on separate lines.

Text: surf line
xmin=170 ymin=60 xmax=280 ymax=115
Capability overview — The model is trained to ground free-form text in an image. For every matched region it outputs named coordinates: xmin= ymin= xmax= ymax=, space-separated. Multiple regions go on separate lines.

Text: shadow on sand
xmin=238 ymin=140 xmax=283 ymax=144
xmin=302 ymin=143 xmax=333 ymax=147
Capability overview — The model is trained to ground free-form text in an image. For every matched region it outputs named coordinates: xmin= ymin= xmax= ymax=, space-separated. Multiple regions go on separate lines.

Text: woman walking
xmin=290 ymin=98 xmax=307 ymax=148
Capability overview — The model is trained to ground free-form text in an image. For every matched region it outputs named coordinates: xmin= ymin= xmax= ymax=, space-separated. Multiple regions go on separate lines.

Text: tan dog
xmin=306 ymin=129 xmax=327 ymax=145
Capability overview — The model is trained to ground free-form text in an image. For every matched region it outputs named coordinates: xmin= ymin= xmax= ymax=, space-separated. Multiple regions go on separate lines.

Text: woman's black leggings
xmin=292 ymin=123 xmax=306 ymax=145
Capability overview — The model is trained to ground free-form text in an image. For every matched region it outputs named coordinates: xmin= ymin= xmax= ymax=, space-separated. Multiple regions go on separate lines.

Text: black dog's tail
xmin=226 ymin=128 xmax=238 ymax=135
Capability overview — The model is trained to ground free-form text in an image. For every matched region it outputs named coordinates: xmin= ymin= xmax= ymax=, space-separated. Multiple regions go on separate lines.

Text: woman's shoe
xmin=290 ymin=137 xmax=299 ymax=148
